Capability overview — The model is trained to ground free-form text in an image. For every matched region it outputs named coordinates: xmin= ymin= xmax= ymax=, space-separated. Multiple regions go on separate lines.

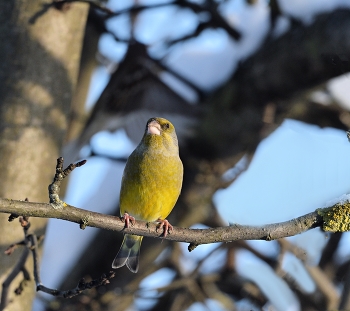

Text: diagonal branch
xmin=36 ymin=271 xmax=116 ymax=298
xmin=0 ymin=247 xmax=30 ymax=310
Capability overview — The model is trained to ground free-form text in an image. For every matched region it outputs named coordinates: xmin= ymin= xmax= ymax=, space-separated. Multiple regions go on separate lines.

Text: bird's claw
xmin=121 ymin=212 xmax=135 ymax=228
xmin=156 ymin=219 xmax=173 ymax=238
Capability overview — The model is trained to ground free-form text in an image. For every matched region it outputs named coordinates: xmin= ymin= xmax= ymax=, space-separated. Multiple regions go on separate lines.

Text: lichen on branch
xmin=318 ymin=202 xmax=350 ymax=232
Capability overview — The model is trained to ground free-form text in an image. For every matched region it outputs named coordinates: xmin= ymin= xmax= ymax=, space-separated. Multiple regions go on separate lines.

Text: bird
xmin=112 ymin=117 xmax=183 ymax=273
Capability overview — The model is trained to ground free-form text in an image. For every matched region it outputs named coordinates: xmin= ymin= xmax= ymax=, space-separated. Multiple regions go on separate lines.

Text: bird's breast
xmin=119 ymin=149 xmax=183 ymax=222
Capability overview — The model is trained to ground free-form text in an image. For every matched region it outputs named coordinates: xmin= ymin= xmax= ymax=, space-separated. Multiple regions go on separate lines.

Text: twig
xmin=1 ymin=248 xmax=30 ymax=310
xmin=1 ymin=216 xmax=32 ymax=311
xmin=53 ymin=0 xmax=114 ymax=14
xmin=4 ymin=242 xmax=25 ymax=255
xmin=48 ymin=157 xmax=86 ymax=209
xmin=29 ymin=234 xmax=41 ymax=288
xmin=36 ymin=271 xmax=115 ymax=298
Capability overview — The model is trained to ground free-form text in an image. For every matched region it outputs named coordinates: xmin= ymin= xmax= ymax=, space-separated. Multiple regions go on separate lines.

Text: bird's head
xmin=142 ymin=117 xmax=179 ymax=152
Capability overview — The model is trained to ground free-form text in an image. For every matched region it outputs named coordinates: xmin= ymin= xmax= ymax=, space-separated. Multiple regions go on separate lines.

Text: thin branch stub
xmin=48 ymin=157 xmax=87 ymax=209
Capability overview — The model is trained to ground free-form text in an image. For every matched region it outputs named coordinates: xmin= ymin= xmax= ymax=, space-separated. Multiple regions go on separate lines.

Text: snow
xmin=324 ymin=193 xmax=350 ymax=207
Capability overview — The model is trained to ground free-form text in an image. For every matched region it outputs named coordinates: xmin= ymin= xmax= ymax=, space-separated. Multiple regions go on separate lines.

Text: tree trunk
xmin=0 ymin=1 xmax=88 ymax=310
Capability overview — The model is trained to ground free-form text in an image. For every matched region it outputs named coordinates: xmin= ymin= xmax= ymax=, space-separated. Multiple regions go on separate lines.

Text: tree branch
xmin=1 ymin=247 xmax=30 ymax=310
xmin=0 ymin=198 xmax=324 ymax=247
xmin=36 ymin=271 xmax=116 ymax=298
xmin=2 ymin=157 xmax=345 ymax=251
xmin=234 ymin=9 xmax=350 ymax=104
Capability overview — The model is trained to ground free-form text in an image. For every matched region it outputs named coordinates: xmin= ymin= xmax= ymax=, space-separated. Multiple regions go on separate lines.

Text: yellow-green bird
xmin=112 ymin=117 xmax=183 ymax=273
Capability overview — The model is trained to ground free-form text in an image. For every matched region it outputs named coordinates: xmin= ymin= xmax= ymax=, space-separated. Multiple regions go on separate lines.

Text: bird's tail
xmin=112 ymin=234 xmax=143 ymax=273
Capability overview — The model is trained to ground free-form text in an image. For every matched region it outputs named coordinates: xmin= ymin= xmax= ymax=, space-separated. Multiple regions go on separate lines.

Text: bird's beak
xmin=147 ymin=120 xmax=161 ymax=136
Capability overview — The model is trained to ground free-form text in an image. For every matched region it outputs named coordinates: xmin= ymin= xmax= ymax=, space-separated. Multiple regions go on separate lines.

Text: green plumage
xmin=112 ymin=117 xmax=183 ymax=273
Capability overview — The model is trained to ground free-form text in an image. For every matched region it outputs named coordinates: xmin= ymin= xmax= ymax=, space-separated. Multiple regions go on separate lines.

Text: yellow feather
xmin=112 ymin=117 xmax=183 ymax=273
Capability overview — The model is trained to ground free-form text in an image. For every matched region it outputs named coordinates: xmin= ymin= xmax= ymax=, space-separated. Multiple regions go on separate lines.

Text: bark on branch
xmin=0 ymin=198 xmax=324 ymax=249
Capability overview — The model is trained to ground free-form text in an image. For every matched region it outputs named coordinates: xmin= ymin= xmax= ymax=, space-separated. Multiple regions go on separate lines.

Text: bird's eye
xmin=165 ymin=123 xmax=170 ymax=129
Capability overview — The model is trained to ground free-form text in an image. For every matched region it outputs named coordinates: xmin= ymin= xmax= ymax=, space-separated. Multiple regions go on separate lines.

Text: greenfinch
xmin=112 ymin=117 xmax=183 ymax=273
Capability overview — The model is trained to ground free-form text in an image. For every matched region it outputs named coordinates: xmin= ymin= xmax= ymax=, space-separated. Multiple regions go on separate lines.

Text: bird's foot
xmin=121 ymin=212 xmax=135 ymax=228
xmin=156 ymin=219 xmax=173 ymax=238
